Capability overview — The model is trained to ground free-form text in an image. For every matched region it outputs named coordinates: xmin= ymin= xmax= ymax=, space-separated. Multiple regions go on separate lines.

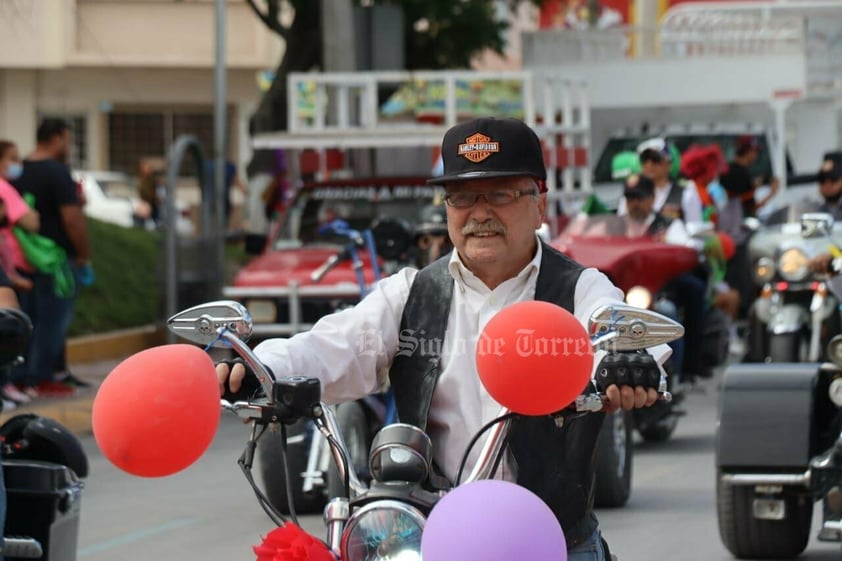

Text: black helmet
xmin=1 ymin=414 xmax=89 ymax=478
xmin=414 ymin=205 xmax=448 ymax=237
xmin=0 ymin=307 xmax=32 ymax=368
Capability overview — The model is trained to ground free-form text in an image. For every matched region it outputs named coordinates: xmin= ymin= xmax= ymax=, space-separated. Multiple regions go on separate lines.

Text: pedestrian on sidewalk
xmin=10 ymin=119 xmax=92 ymax=399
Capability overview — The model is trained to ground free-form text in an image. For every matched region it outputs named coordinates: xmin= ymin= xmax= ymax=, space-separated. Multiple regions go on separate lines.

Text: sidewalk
xmin=0 ymin=325 xmax=166 ymax=436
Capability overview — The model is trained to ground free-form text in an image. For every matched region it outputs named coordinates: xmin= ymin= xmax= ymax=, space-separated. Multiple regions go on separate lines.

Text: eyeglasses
xmin=624 ymin=191 xmax=650 ymax=201
xmin=443 ymin=188 xmax=538 ymax=208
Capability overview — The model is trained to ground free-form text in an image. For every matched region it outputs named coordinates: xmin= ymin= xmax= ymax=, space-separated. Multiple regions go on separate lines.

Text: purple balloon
xmin=421 ymin=479 xmax=567 ymax=561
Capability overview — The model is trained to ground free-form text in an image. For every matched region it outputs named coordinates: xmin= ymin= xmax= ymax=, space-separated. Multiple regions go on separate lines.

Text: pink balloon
xmin=421 ymin=480 xmax=566 ymax=561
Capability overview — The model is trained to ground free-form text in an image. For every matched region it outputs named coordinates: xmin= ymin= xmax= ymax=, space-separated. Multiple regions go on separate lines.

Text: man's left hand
xmin=595 ymin=351 xmax=662 ymax=412
xmin=603 ymin=384 xmax=658 ymax=412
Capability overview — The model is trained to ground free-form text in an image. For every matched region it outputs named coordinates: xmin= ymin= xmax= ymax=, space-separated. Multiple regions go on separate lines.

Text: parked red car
xmin=224 ymin=176 xmax=443 ymax=338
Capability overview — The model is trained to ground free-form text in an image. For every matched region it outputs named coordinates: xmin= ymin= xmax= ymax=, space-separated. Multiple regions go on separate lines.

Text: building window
xmin=37 ymin=113 xmax=88 ymax=170
xmin=108 ymin=110 xmax=215 ymax=175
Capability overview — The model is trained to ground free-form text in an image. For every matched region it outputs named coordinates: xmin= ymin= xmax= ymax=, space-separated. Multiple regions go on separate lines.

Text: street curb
xmin=67 ymin=324 xmax=166 ymax=364
xmin=2 ymin=394 xmax=98 ymax=437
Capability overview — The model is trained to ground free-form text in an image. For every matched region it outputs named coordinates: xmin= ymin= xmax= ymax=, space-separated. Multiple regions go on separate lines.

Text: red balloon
xmin=718 ymin=231 xmax=736 ymax=261
xmin=476 ymin=301 xmax=593 ymax=415
xmin=92 ymin=344 xmax=220 ymax=477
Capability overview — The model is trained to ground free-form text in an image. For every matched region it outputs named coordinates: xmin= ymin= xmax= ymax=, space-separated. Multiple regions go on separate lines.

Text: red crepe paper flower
xmin=254 ymin=523 xmax=336 ymax=561
xmin=680 ymin=144 xmax=727 ymax=182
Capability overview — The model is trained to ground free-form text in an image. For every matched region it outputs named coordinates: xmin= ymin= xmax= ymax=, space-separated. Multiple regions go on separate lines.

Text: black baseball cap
xmin=427 ymin=117 xmax=547 ymax=187
xmin=624 ymin=174 xmax=655 ymax=198
xmin=818 ymin=159 xmax=842 ymax=183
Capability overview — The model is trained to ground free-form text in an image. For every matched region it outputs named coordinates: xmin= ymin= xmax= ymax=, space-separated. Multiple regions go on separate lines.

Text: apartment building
xmin=0 ymin=0 xmax=282 ymax=173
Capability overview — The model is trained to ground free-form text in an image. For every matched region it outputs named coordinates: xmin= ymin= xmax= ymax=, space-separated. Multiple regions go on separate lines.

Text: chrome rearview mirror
xmin=167 ymin=300 xmax=253 ymax=347
xmin=589 ymin=303 xmax=684 ymax=351
xmin=801 ymin=213 xmax=834 ymax=239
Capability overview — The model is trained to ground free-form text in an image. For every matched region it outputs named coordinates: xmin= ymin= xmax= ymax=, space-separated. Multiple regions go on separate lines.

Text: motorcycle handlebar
xmin=310 ymin=246 xmax=353 ymax=283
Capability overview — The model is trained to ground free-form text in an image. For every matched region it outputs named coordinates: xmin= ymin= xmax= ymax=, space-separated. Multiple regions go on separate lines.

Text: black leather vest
xmin=660 ymin=181 xmax=685 ymax=221
xmin=388 ymin=241 xmax=604 ymax=548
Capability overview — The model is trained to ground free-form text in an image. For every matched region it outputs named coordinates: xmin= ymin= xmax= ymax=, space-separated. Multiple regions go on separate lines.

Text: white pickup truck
xmin=586 ymin=123 xmax=820 ymax=215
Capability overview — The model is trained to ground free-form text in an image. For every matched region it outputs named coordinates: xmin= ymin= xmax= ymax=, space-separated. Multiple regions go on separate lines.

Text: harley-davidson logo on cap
xmin=458 ymin=133 xmax=500 ymax=163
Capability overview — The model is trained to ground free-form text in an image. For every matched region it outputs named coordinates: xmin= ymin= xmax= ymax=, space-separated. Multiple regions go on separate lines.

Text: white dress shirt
xmin=254 ymin=240 xmax=665 ymax=483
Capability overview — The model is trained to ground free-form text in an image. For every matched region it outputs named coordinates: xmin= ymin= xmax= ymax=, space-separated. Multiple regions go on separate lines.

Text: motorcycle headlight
xmin=777 ymin=248 xmax=810 ymax=282
xmin=753 ymin=257 xmax=776 ymax=284
xmin=625 ymin=286 xmax=652 ymax=310
xmin=341 ymin=501 xmax=425 ymax=561
xmin=246 ymin=299 xmax=276 ymax=323
xmin=828 ymin=335 xmax=842 ymax=367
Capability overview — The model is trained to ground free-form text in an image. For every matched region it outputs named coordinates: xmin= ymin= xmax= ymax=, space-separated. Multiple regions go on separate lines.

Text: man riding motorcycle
xmin=217 ymin=117 xmax=672 ymax=561
xmin=616 ymin=137 xmax=701 ymax=223
xmin=611 ymin=174 xmax=710 ymax=382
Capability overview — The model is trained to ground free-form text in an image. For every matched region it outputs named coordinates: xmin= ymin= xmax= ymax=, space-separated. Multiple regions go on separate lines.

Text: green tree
xmin=246 ymin=0 xmax=540 ymax=135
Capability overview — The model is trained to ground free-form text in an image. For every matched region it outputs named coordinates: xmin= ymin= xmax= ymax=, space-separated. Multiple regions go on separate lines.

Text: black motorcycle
xmin=744 ymin=206 xmax=841 ymax=363
xmin=717 ymin=332 xmax=842 ymax=558
xmin=0 ymin=307 xmax=89 ymax=561
xmin=164 ymin=299 xmax=683 ymax=561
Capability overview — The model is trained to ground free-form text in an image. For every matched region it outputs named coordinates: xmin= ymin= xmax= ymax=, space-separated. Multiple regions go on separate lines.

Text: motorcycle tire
xmin=716 ymin=473 xmax=812 ymax=559
xmin=769 ymin=333 xmax=801 ymax=363
xmin=701 ymin=307 xmax=730 ymax=369
xmin=742 ymin=311 xmax=768 ymax=363
xmin=635 ymin=401 xmax=679 ymax=443
xmin=326 ymin=401 xmax=372 ymax=499
xmin=594 ymin=409 xmax=633 ymax=508
xmin=257 ymin=418 xmax=326 ymax=515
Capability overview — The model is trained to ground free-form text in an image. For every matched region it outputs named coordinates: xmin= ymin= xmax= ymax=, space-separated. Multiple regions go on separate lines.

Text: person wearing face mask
xmin=0 ymin=141 xmax=39 ymax=407
xmin=10 ymin=119 xmax=91 ymax=399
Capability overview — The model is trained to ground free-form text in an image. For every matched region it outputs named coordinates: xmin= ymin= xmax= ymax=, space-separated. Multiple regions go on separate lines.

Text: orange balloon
xmin=476 ymin=301 xmax=593 ymax=416
xmin=93 ymin=344 xmax=220 ymax=477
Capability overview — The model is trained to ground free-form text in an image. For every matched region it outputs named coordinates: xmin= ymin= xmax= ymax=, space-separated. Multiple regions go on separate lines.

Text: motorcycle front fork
xmin=301 ymin=425 xmax=332 ymax=494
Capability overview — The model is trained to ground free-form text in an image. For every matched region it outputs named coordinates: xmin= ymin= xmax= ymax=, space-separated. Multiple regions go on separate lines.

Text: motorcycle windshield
xmin=763 ymin=200 xmax=824 ymax=226
xmin=562 ymin=214 xmax=640 ymax=238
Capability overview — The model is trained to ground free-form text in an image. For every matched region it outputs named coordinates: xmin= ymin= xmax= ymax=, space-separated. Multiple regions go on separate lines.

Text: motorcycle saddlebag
xmin=3 ymin=459 xmax=84 ymax=561
xmin=717 ymin=362 xmax=818 ymax=469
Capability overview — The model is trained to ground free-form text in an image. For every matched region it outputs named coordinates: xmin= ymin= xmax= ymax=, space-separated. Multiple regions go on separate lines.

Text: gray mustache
xmin=462 ymin=220 xmax=507 ymax=236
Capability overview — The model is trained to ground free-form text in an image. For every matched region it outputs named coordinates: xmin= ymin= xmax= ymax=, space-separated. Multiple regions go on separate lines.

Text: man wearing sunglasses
xmin=617 ymin=137 xmax=703 ymax=223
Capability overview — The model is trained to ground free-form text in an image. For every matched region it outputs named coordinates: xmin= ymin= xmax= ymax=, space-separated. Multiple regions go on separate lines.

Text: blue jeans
xmin=655 ymin=299 xmax=685 ymax=383
xmin=1 ymin=447 xmax=5 ymax=561
xmin=568 ymin=529 xmax=607 ymax=561
xmin=665 ymin=272 xmax=707 ymax=376
xmin=12 ymin=268 xmax=78 ymax=387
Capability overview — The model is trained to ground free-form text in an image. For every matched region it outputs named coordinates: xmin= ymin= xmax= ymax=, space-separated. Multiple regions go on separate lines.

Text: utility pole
xmin=321 ymin=0 xmax=357 ymax=73
xmin=214 ymin=0 xmax=227 ymax=297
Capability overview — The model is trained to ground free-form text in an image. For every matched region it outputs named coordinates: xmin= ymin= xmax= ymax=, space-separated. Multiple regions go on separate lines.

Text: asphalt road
xmin=70 ymin=375 xmax=841 ymax=561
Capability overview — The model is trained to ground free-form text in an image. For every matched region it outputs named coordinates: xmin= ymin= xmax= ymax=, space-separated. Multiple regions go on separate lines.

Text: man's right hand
xmin=215 ymin=358 xmax=262 ymax=402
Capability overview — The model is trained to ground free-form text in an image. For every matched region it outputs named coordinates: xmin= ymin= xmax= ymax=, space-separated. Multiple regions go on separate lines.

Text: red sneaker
xmin=35 ymin=381 xmax=77 ymax=397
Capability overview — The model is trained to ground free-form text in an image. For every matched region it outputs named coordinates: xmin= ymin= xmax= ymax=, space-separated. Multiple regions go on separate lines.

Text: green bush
xmin=70 ymin=219 xmax=163 ymax=336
